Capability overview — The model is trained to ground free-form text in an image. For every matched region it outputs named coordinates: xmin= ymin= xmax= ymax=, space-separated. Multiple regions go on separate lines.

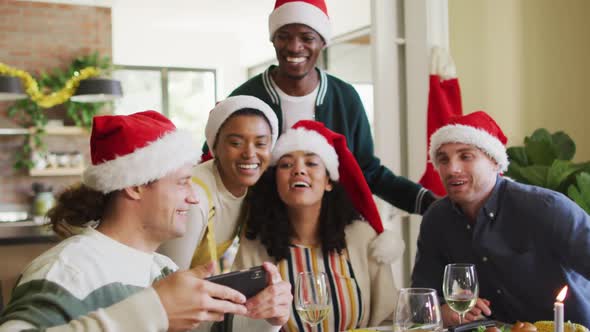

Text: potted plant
xmin=505 ymin=128 xmax=590 ymax=213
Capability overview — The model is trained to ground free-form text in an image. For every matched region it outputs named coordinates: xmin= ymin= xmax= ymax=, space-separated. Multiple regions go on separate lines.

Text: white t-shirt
xmin=271 ymin=77 xmax=319 ymax=133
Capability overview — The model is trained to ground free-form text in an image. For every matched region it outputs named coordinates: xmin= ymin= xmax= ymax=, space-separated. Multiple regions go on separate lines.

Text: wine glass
xmin=295 ymin=271 xmax=331 ymax=327
xmin=393 ymin=288 xmax=443 ymax=332
xmin=442 ymin=263 xmax=479 ymax=324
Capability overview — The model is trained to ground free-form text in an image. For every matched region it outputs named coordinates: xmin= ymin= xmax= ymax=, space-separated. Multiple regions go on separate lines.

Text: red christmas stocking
xmin=419 ymin=74 xmax=463 ymax=197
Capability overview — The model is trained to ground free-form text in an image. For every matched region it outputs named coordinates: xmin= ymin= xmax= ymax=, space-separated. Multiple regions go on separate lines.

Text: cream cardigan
xmin=233 ymin=220 xmax=398 ymax=328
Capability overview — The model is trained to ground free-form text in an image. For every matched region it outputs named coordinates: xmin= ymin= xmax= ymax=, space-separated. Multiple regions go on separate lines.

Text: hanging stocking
xmin=419 ymin=47 xmax=463 ymax=197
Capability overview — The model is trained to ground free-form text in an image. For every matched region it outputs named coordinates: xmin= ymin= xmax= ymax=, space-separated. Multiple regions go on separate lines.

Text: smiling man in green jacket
xmin=204 ymin=0 xmax=436 ymax=214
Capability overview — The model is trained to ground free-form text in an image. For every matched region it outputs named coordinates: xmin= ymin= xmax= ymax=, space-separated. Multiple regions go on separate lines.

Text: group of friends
xmin=1 ymin=0 xmax=589 ymax=331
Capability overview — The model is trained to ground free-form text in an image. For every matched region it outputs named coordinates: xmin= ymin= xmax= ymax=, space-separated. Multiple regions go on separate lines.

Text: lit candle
xmin=554 ymin=286 xmax=568 ymax=332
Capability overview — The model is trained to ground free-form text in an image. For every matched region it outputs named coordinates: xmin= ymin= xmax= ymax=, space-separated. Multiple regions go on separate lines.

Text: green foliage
xmin=506 ymin=128 xmax=590 ymax=211
xmin=568 ymin=172 xmax=590 ymax=214
xmin=67 ymin=101 xmax=104 ymax=128
xmin=13 ymin=135 xmax=35 ymax=170
xmin=6 ymin=52 xmax=113 ymax=170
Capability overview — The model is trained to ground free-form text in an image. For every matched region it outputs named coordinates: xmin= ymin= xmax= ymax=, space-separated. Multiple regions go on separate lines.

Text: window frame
xmin=113 ymin=65 xmax=218 ymax=117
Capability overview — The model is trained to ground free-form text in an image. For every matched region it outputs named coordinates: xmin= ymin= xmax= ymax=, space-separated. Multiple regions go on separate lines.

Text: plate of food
xmin=476 ymin=320 xmax=588 ymax=332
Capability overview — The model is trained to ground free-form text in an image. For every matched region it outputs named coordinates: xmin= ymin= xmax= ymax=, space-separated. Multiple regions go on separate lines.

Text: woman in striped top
xmin=234 ymin=120 xmax=402 ymax=332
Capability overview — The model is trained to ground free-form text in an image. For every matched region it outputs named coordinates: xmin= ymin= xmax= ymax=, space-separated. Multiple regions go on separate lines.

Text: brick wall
xmin=0 ymin=1 xmax=111 ymax=72
xmin=0 ymin=1 xmax=112 ymax=206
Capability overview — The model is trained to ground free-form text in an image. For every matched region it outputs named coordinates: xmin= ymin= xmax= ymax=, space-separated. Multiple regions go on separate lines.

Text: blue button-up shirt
xmin=411 ymin=176 xmax=590 ymax=326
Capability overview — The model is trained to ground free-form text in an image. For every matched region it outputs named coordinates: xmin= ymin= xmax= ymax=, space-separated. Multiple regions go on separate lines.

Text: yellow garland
xmin=0 ymin=62 xmax=100 ymax=108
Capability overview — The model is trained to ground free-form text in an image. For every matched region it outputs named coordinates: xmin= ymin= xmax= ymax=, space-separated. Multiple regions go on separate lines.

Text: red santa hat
xmin=271 ymin=120 xmax=404 ymax=264
xmin=269 ymin=0 xmax=331 ymax=44
xmin=83 ymin=110 xmax=199 ymax=193
xmin=429 ymin=111 xmax=509 ymax=172
xmin=205 ymin=95 xmax=279 ymax=157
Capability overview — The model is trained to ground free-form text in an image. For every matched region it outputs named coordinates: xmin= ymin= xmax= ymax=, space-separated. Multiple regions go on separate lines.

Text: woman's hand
xmin=244 ymin=262 xmax=293 ymax=326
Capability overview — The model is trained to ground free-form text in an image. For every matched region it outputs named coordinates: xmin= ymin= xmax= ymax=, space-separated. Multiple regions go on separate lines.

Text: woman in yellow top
xmin=159 ymin=96 xmax=292 ymax=331
xmin=159 ymin=95 xmax=279 ymax=271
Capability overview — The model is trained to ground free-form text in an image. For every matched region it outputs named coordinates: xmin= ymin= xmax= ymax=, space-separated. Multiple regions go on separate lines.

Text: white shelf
xmin=31 ymin=126 xmax=89 ymax=135
xmin=27 ymin=126 xmax=88 ymax=177
xmin=29 ymin=167 xmax=84 ymax=177
xmin=0 ymin=126 xmax=89 ymax=136
xmin=0 ymin=128 xmax=29 ymax=135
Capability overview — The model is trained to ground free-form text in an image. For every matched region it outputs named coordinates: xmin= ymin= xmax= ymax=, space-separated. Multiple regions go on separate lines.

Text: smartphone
xmin=205 ymin=265 xmax=267 ymax=298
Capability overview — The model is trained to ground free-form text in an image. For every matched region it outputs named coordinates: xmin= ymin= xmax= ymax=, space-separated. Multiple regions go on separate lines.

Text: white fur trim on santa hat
xmin=430 ymin=46 xmax=457 ymax=80
xmin=269 ymin=1 xmax=332 ymax=45
xmin=83 ymin=129 xmax=199 ymax=193
xmin=205 ymin=95 xmax=279 ymax=156
xmin=429 ymin=124 xmax=509 ymax=172
xmin=369 ymin=229 xmax=405 ymax=264
xmin=271 ymin=127 xmax=339 ymax=181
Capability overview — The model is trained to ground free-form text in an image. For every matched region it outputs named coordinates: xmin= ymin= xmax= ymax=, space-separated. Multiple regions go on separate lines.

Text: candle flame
xmin=556 ymin=285 xmax=568 ymax=302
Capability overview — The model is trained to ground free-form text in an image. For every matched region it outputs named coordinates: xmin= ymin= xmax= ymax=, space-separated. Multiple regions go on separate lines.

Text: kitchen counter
xmin=0 ymin=225 xmax=58 ymax=308
xmin=0 ymin=221 xmax=59 ymax=244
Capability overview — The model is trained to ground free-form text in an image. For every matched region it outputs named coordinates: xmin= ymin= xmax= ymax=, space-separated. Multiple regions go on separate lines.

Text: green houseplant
xmin=505 ymin=128 xmax=590 ymax=213
xmin=568 ymin=173 xmax=590 ymax=214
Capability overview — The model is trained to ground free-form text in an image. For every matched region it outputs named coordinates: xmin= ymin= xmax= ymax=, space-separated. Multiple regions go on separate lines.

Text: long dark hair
xmin=244 ymin=167 xmax=359 ymax=261
xmin=47 ymin=184 xmax=115 ymax=238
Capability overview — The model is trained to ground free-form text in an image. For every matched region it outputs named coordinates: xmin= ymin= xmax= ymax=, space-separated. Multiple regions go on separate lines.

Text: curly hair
xmin=47 ymin=184 xmax=115 ymax=238
xmin=244 ymin=167 xmax=360 ymax=261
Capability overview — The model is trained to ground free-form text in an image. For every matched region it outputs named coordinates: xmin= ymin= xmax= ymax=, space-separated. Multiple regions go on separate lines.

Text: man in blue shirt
xmin=411 ymin=111 xmax=590 ymax=327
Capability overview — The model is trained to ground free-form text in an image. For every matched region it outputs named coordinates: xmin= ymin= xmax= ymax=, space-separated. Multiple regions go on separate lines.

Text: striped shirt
xmin=278 ymin=245 xmax=364 ymax=332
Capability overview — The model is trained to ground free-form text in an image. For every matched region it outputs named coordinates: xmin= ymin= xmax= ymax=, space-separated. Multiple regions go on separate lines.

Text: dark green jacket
xmin=210 ymin=65 xmax=434 ymax=214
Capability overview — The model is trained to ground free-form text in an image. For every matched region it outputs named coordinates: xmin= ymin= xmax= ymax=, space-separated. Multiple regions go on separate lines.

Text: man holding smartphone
xmin=0 ymin=111 xmax=290 ymax=331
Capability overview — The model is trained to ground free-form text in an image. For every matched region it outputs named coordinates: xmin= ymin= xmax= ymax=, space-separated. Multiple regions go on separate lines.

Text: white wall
xmin=328 ymin=43 xmax=372 ymax=83
xmin=111 ymin=1 xmax=268 ymax=99
xmin=326 ymin=0 xmax=370 ymax=37
xmin=449 ymin=0 xmax=590 ymax=161
xmin=112 ymin=0 xmax=371 ymax=98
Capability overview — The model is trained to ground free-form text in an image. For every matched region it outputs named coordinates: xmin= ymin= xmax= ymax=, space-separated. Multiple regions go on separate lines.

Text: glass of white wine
xmin=442 ymin=263 xmax=479 ymax=324
xmin=393 ymin=288 xmax=443 ymax=332
xmin=295 ymin=271 xmax=331 ymax=327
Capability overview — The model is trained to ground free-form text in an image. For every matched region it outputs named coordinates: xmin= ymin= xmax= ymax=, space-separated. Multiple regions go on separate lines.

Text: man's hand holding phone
xmin=153 ymin=262 xmax=248 ymax=331
xmin=204 ymin=262 xmax=292 ymax=327
xmin=205 ymin=265 xmax=268 ymax=298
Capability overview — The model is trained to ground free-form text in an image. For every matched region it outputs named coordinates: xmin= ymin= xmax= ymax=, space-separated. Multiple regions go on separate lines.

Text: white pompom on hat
xmin=429 ymin=111 xmax=509 ymax=172
xmin=83 ymin=110 xmax=200 ymax=194
xmin=269 ymin=0 xmax=331 ymax=44
xmin=205 ymin=95 xmax=279 ymax=157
